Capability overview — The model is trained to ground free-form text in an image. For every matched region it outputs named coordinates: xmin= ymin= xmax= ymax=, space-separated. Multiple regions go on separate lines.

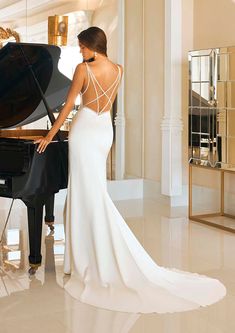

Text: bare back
xmin=81 ymin=60 xmax=122 ymax=114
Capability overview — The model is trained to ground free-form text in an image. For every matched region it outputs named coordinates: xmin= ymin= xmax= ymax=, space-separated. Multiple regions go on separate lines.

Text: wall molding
xmin=161 ymin=0 xmax=183 ymax=196
xmin=115 ymin=0 xmax=125 ymax=180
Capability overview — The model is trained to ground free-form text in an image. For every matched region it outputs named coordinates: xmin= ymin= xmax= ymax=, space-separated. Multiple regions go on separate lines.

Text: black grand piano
xmin=0 ymin=42 xmax=71 ymax=274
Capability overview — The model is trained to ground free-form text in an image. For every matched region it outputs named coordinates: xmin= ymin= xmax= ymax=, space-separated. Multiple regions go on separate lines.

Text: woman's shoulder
xmin=75 ymin=62 xmax=87 ymax=71
xmin=73 ymin=62 xmax=87 ymax=79
xmin=117 ymin=63 xmax=124 ymax=74
xmin=108 ymin=60 xmax=123 ymax=75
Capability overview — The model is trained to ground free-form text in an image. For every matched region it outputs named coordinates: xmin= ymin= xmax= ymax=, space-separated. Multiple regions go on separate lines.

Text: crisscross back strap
xmin=82 ymin=63 xmax=121 ymax=115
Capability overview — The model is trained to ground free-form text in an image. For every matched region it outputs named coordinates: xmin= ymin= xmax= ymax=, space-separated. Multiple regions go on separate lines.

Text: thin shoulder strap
xmin=87 ymin=64 xmax=100 ymax=113
xmin=81 ymin=63 xmax=91 ymax=95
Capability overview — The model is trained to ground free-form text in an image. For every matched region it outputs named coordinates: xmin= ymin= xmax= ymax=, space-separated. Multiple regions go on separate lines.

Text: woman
xmin=36 ymin=27 xmax=226 ymax=313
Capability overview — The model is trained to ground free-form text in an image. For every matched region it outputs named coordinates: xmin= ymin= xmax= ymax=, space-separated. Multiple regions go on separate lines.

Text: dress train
xmin=63 ymin=106 xmax=226 ymax=314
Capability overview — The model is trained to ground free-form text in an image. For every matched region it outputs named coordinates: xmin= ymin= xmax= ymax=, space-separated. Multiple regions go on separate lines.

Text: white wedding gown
xmin=63 ymin=63 xmax=226 ymax=314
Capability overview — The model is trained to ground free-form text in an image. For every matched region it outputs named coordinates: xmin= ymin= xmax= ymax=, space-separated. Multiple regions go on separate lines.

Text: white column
xmin=115 ymin=0 xmax=125 ymax=180
xmin=161 ymin=0 xmax=183 ymax=196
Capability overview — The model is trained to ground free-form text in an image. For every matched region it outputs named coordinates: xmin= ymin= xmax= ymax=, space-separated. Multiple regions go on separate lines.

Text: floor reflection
xmin=0 ymin=199 xmax=235 ymax=332
xmin=0 ymin=225 xmax=140 ymax=333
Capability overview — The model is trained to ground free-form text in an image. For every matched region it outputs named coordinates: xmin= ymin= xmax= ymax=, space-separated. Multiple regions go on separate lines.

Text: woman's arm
xmin=35 ymin=63 xmax=85 ymax=153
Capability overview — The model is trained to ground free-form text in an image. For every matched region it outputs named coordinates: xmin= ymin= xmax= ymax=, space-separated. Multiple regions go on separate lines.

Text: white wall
xmin=124 ymin=0 xmax=144 ymax=178
xmin=123 ymin=0 xmax=165 ymax=182
xmin=194 ymin=0 xmax=235 ymax=49
xmin=143 ymin=0 xmax=164 ymax=182
xmin=92 ymin=0 xmax=118 ymax=62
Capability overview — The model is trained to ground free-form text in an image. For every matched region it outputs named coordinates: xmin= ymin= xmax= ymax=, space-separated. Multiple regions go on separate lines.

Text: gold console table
xmin=189 ymin=164 xmax=235 ymax=233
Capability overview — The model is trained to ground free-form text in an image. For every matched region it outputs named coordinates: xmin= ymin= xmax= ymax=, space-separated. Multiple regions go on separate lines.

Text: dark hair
xmin=77 ymin=26 xmax=107 ymax=57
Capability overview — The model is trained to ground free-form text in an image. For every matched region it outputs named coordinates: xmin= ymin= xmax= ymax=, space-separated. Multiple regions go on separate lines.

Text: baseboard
xmin=143 ymin=178 xmax=235 ymax=211
xmin=0 ymin=179 xmax=144 ymax=215
xmin=1 ymin=179 xmax=231 ymax=212
xmin=0 ymin=180 xmax=187 ymax=212
xmin=143 ymin=179 xmax=188 ymax=207
xmin=107 ymin=178 xmax=144 ymax=201
xmin=56 ymin=179 xmax=144 ymax=203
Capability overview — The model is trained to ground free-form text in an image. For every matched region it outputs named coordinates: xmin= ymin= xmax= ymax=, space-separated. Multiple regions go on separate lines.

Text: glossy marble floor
xmin=0 ymin=197 xmax=234 ymax=333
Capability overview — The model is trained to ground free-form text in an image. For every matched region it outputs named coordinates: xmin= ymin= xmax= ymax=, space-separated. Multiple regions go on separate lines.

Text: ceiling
xmin=0 ymin=0 xmax=106 ymax=26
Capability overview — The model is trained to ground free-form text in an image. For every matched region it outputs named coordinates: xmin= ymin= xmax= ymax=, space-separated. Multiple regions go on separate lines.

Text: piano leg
xmin=24 ymin=197 xmax=44 ymax=275
xmin=45 ymin=194 xmax=55 ymax=232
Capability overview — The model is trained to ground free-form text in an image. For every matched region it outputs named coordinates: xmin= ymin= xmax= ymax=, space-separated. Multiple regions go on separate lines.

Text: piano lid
xmin=0 ymin=42 xmax=72 ymax=129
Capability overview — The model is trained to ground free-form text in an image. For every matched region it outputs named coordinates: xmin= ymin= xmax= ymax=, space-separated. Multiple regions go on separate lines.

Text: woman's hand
xmin=34 ymin=135 xmax=53 ymax=154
